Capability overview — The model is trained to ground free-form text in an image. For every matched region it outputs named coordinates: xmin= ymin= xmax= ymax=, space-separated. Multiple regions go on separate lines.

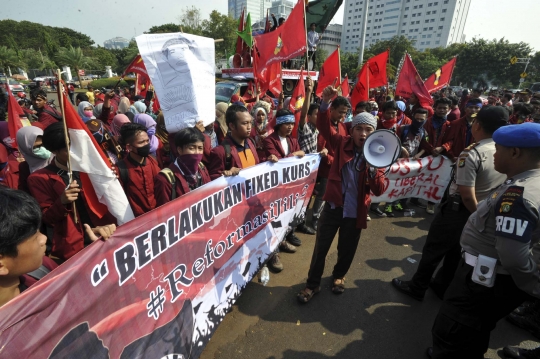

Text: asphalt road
xmin=200 ymin=205 xmax=538 ymax=359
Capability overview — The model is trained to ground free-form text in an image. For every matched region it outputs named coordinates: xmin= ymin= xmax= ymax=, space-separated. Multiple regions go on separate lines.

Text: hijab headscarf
xmin=16 ymin=126 xmax=52 ymax=173
xmin=134 ymin=114 xmax=158 ymax=154
xmin=111 ymin=114 xmax=130 ymax=136
xmin=78 ymin=101 xmax=95 ymax=122
xmin=118 ymin=97 xmax=131 ymax=114
xmin=215 ymin=102 xmax=229 ymax=137
xmin=130 ymin=101 xmax=147 ymax=115
xmin=155 ymin=112 xmax=170 ymax=153
xmin=93 ymin=103 xmax=104 ymax=119
xmin=251 ymin=105 xmax=268 ymax=132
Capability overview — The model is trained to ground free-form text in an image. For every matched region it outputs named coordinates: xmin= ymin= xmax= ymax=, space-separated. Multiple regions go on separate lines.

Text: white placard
xmin=136 ymin=32 xmax=215 ymax=133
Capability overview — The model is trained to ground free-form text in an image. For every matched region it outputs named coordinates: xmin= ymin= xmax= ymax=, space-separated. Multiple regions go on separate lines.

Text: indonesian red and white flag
xmin=62 ymin=91 xmax=134 ymax=224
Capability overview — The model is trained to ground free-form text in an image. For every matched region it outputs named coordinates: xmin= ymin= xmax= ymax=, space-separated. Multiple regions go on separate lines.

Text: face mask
xmin=32 ymin=146 xmax=51 ymax=159
xmin=178 ymin=153 xmax=203 ymax=175
xmin=83 ymin=110 xmax=93 ymax=118
xmin=134 ymin=144 xmax=151 ymax=157
xmin=411 ymin=120 xmax=426 ymax=129
xmin=147 ymin=126 xmax=156 ymax=137
xmin=371 ymin=110 xmax=378 ymax=116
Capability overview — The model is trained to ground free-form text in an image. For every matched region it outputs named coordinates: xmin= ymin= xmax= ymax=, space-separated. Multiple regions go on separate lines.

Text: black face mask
xmin=135 ymin=144 xmax=151 ymax=157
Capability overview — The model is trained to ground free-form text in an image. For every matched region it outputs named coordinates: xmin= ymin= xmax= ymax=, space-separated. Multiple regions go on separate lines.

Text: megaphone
xmin=363 ymin=129 xmax=401 ymax=168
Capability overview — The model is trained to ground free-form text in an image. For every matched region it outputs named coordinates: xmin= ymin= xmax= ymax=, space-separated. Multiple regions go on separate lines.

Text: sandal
xmin=332 ymin=278 xmax=345 ymax=294
xmin=297 ymin=287 xmax=320 ymax=304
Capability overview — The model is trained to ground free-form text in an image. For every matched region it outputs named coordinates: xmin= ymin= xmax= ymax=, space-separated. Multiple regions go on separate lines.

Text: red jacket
xmin=317 ymin=106 xmax=386 ymax=229
xmin=441 ymin=117 xmax=475 ymax=161
xmin=35 ymin=104 xmax=61 ymax=130
xmin=154 ymin=162 xmax=211 ymax=207
xmin=263 ymin=132 xmax=301 ymax=159
xmin=28 ymin=164 xmax=116 ymax=261
xmin=424 ymin=117 xmax=452 ymax=154
xmin=207 ymin=136 xmax=260 ymax=180
xmin=118 ymin=155 xmax=161 ymax=217
xmin=317 ymin=121 xmax=347 ymax=179
xmin=447 ymin=107 xmax=461 ymax=122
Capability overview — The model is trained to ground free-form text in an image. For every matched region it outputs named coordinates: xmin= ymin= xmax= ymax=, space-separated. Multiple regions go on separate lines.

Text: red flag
xmin=236 ymin=9 xmax=245 ymax=54
xmin=289 ymin=68 xmax=305 ymax=138
xmin=395 ymin=54 xmax=434 ymax=108
xmin=424 ymin=57 xmax=457 ymax=93
xmin=253 ymin=0 xmax=306 ymax=70
xmin=243 ymin=81 xmax=255 ymax=101
xmin=122 ymin=54 xmax=148 ymax=78
xmin=253 ymin=41 xmax=282 ymax=98
xmin=316 ymin=48 xmax=340 ymax=97
xmin=264 ymin=10 xmax=271 ymax=33
xmin=340 ymin=75 xmax=350 ymax=97
xmin=4 ymin=85 xmax=24 ymax=149
xmin=366 ymin=50 xmax=389 ymax=88
xmin=135 ymin=74 xmax=150 ymax=97
xmin=61 ymin=91 xmax=134 ymax=223
xmin=351 ymin=64 xmax=369 ymax=109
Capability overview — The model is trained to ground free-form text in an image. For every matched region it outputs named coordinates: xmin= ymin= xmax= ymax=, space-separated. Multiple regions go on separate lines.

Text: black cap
xmin=476 ymin=105 xmax=509 ymax=123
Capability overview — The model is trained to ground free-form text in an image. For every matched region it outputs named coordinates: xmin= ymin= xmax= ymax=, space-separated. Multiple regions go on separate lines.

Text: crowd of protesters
xmin=1 ymin=77 xmax=540 ymax=359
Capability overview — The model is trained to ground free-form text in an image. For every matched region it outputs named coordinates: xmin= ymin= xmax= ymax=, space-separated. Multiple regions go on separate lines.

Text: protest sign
xmin=0 ymin=155 xmax=320 ymax=359
xmin=136 ymin=33 xmax=215 ymax=133
xmin=371 ymin=155 xmax=452 ymax=203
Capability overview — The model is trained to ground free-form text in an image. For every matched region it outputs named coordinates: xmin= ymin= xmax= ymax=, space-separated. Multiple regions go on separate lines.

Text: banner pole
xmin=56 ymin=69 xmax=78 ymax=224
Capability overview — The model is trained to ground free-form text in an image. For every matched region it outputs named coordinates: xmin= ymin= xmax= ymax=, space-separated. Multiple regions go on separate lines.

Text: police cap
xmin=493 ymin=122 xmax=540 ymax=148
xmin=477 ymin=105 xmax=509 ymax=123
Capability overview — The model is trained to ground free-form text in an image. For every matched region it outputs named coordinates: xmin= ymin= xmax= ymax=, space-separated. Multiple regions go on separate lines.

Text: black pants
xmin=69 ymin=92 xmax=75 ymax=104
xmin=306 ymin=204 xmax=362 ymax=289
xmin=311 ymin=177 xmax=328 ymax=221
xmin=432 ymin=260 xmax=531 ymax=358
xmin=410 ymin=202 xmax=470 ymax=294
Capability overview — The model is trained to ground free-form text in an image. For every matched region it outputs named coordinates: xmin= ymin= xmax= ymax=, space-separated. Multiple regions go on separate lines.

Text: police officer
xmin=428 ymin=122 xmax=540 ymax=358
xmin=392 ymin=106 xmax=509 ymax=301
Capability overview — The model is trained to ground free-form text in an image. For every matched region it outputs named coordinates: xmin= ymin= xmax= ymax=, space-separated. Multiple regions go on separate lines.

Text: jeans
xmin=306 ymin=204 xmax=362 ymax=289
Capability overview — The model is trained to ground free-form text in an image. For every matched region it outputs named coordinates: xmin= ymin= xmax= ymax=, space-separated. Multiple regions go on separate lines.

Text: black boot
xmin=503 ymin=345 xmax=540 ymax=359
xmin=506 ymin=312 xmax=540 ymax=340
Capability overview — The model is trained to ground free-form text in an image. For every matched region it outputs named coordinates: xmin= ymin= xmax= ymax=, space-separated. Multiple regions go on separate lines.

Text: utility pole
xmin=358 ymin=0 xmax=370 ymax=66
xmin=510 ymin=56 xmax=531 ymax=89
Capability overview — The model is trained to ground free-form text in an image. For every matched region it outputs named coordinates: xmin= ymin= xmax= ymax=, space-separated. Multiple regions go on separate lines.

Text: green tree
xmin=364 ymin=35 xmax=417 ymax=69
xmin=90 ymin=46 xmax=119 ymax=69
xmin=340 ymin=51 xmax=360 ymax=79
xmin=0 ymin=46 xmax=22 ymax=74
xmin=55 ymin=46 xmax=94 ymax=86
xmin=202 ymin=10 xmax=238 ymax=57
xmin=147 ymin=23 xmax=182 ymax=34
xmin=178 ymin=6 xmax=203 ymax=35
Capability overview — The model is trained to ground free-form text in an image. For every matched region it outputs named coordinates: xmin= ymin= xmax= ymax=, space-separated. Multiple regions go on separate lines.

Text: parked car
xmin=530 ymin=83 xmax=540 ymax=93
xmin=7 ymin=79 xmax=25 ymax=93
xmin=215 ymin=81 xmax=248 ymax=104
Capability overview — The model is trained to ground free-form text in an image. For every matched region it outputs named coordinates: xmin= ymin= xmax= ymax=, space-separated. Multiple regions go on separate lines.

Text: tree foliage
xmin=55 ymin=46 xmax=95 ymax=86
xmin=0 ymin=46 xmax=21 ymax=73
xmin=343 ymin=35 xmax=539 ymax=88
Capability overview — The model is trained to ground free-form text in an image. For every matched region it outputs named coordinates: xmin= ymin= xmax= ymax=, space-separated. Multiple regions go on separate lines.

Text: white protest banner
xmin=136 ymin=32 xmax=215 ymax=132
xmin=371 ymin=155 xmax=453 ymax=203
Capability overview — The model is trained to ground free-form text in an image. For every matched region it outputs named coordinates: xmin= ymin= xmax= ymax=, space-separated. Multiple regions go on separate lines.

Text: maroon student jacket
xmin=28 ymin=163 xmax=116 ymax=261
xmin=317 ymin=120 xmax=348 ymax=179
xmin=316 ymin=106 xmax=386 ymax=229
xmin=118 ymin=155 xmax=161 ymax=217
xmin=440 ymin=116 xmax=475 ymax=161
xmin=207 ymin=136 xmax=260 ymax=181
xmin=263 ymin=132 xmax=300 ymax=159
xmin=154 ymin=162 xmax=211 ymax=207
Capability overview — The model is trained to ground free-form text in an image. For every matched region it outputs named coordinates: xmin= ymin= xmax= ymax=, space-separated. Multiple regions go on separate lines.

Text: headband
xmin=276 ymin=115 xmax=295 ymax=125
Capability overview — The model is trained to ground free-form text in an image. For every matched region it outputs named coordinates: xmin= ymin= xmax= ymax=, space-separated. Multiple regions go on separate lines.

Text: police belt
xmin=463 ymin=252 xmax=510 ymax=275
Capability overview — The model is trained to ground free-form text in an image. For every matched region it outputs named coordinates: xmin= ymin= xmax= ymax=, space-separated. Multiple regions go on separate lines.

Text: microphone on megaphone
xmin=362 ymin=129 xmax=402 ymax=169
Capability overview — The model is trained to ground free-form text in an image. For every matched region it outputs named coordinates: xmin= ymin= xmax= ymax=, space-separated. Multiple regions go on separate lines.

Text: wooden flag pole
xmin=303 ymin=1 xmax=310 ymax=70
xmin=56 ymin=69 xmax=78 ymax=223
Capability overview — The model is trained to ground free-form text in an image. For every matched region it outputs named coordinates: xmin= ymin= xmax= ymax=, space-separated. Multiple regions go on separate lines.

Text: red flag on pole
xmin=351 ymin=63 xmax=369 ymax=109
xmin=236 ymin=8 xmax=245 ymax=54
xmin=395 ymin=54 xmax=434 ymax=108
xmin=253 ymin=0 xmax=306 ymax=71
xmin=316 ymin=48 xmax=340 ymax=97
xmin=340 ymin=75 xmax=350 ymax=97
xmin=289 ymin=68 xmax=305 ymax=138
xmin=4 ymin=85 xmax=24 ymax=149
xmin=61 ymin=90 xmax=134 ymax=223
xmin=122 ymin=54 xmax=148 ymax=78
xmin=253 ymin=40 xmax=282 ymax=98
xmin=424 ymin=57 xmax=457 ymax=93
xmin=366 ymin=50 xmax=389 ymax=88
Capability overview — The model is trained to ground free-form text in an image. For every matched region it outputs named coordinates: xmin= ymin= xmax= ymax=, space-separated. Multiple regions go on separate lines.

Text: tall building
xmin=340 ymin=0 xmax=471 ymax=53
xmin=104 ymin=37 xmax=130 ymax=50
xmin=267 ymin=0 xmax=294 ymax=20
xmin=318 ymin=24 xmax=343 ymax=57
xmin=228 ymin=0 xmax=272 ymax=22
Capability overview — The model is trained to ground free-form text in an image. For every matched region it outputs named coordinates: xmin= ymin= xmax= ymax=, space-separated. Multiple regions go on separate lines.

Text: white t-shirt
xmin=279 ymin=135 xmax=289 ymax=156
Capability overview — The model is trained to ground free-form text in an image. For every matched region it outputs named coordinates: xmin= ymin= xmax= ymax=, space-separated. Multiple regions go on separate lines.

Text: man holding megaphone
xmin=297 ymin=83 xmax=387 ymax=303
